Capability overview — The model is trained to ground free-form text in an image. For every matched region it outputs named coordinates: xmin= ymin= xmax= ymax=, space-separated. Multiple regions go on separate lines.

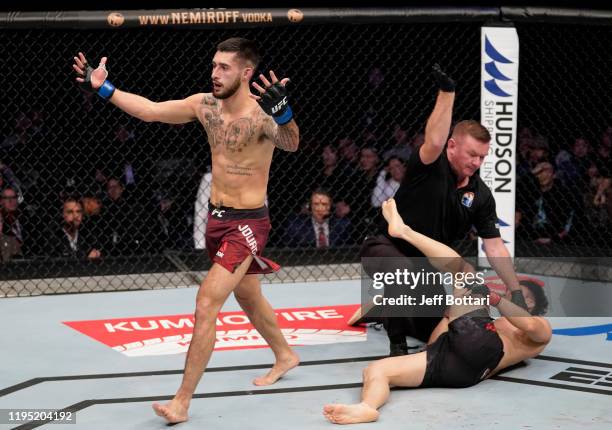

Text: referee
xmin=360 ymin=64 xmax=528 ymax=356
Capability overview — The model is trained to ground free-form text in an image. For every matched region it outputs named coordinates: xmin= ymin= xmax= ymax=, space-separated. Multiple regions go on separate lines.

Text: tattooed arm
xmin=261 ymin=114 xmax=300 ymax=152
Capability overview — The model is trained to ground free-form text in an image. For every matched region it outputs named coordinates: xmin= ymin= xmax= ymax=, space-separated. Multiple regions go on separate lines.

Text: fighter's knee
xmin=195 ymin=296 xmax=222 ymax=319
xmin=363 ymin=363 xmax=385 ymax=381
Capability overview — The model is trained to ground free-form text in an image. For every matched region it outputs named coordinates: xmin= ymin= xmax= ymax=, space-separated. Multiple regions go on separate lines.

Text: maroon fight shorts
xmin=205 ymin=204 xmax=280 ymax=275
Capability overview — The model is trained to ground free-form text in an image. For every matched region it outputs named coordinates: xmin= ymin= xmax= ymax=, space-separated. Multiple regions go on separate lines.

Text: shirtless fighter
xmin=324 ymin=198 xmax=552 ymax=424
xmin=73 ymin=37 xmax=300 ymax=424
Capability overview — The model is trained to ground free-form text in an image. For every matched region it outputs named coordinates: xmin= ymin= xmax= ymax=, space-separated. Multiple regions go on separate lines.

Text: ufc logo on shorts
xmin=211 ymin=209 xmax=226 ymax=218
xmin=238 ymin=224 xmax=258 ymax=255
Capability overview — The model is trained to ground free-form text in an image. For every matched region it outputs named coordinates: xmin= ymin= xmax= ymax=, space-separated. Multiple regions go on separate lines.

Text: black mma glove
xmin=469 ymin=284 xmax=501 ymax=306
xmin=432 ymin=63 xmax=456 ymax=92
xmin=75 ymin=61 xmax=115 ymax=100
xmin=76 ymin=64 xmax=96 ymax=95
xmin=257 ymin=82 xmax=293 ymax=125
xmin=510 ymin=290 xmax=529 ymax=311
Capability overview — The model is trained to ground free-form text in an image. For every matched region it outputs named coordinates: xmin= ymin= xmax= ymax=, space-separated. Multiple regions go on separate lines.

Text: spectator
xmin=516 ymin=134 xmax=535 ymax=179
xmin=0 ymin=187 xmax=24 ymax=245
xmin=360 ymin=67 xmax=387 ymax=143
xmin=113 ymin=125 xmax=139 ymax=189
xmin=526 ymin=162 xmax=582 ymax=245
xmin=409 ymin=132 xmax=425 ymax=151
xmin=361 ymin=129 xmax=382 ymax=152
xmin=583 ymin=164 xmax=611 ymax=246
xmin=311 ymin=144 xmax=359 ymax=219
xmin=0 ymin=208 xmax=22 ymax=262
xmin=99 ymin=124 xmax=150 ymax=205
xmin=337 ymin=137 xmax=360 ymax=170
xmin=152 ymin=187 xmax=193 ymax=251
xmin=555 ymin=137 xmax=592 ymax=188
xmin=358 ymin=147 xmax=381 ymax=187
xmin=99 ymin=177 xmax=146 ymax=256
xmin=515 ymin=169 xmax=539 ymax=239
xmin=528 ymin=135 xmax=550 ymax=167
xmin=0 ymin=160 xmax=24 ymax=203
xmin=284 ymin=189 xmax=352 ymax=248
xmin=315 ymin=145 xmax=343 ymax=187
xmin=193 ymin=170 xmax=213 ymax=250
xmin=371 ymin=156 xmax=406 ymax=207
xmin=82 ymin=194 xmax=102 ymax=217
xmin=383 ymin=124 xmax=413 ymax=162
xmin=353 ymin=147 xmax=382 ymax=238
xmin=50 ymin=198 xmax=101 ymax=260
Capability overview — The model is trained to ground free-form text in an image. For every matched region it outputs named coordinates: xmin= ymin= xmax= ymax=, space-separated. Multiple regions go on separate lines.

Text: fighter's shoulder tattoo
xmin=201 ymin=94 xmax=218 ymax=106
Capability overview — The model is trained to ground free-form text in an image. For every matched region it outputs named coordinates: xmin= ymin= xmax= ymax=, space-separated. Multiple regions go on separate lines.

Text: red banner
xmin=64 ymin=304 xmax=366 ymax=357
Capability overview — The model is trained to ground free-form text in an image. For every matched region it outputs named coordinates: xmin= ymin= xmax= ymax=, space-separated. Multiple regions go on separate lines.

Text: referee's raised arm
xmin=419 ymin=64 xmax=456 ymax=165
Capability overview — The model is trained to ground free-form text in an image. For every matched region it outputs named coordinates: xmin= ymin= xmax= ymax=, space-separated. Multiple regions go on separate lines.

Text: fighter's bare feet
xmin=382 ymin=198 xmax=410 ymax=239
xmin=152 ymin=399 xmax=189 ymax=424
xmin=323 ymin=402 xmax=380 ymax=424
xmin=253 ymin=352 xmax=300 ymax=386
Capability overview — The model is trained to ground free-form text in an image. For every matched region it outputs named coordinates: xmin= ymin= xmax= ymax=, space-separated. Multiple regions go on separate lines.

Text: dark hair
xmin=311 ymin=187 xmax=333 ymax=201
xmin=216 ymin=37 xmax=260 ymax=69
xmin=63 ymin=196 xmax=81 ymax=207
xmin=385 ymin=155 xmax=405 ymax=166
xmin=532 ymin=135 xmax=550 ymax=151
xmin=521 ymin=280 xmax=549 ymax=316
xmin=361 ymin=146 xmax=379 ymax=156
xmin=106 ymin=176 xmax=123 ymax=186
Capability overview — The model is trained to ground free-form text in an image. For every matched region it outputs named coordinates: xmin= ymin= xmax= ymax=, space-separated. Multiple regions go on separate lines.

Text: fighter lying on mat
xmin=324 ymin=198 xmax=552 ymax=425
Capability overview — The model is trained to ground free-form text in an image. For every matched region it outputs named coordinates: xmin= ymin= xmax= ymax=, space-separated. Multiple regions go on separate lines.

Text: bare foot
xmin=381 ymin=198 xmax=410 ymax=239
xmin=253 ymin=352 xmax=300 ymax=386
xmin=323 ymin=402 xmax=380 ymax=424
xmin=347 ymin=306 xmax=364 ymax=326
xmin=152 ymin=399 xmax=189 ymax=424
xmin=347 ymin=302 xmax=376 ymax=326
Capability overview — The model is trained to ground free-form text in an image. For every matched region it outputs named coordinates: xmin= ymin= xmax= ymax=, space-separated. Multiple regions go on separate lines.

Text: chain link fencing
xmin=514 ymin=22 xmax=612 ymax=258
xmin=0 ymin=16 xmax=610 ymax=296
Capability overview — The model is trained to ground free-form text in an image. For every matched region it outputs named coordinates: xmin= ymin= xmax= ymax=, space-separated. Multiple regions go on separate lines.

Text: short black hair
xmin=63 ymin=196 xmax=81 ymax=206
xmin=216 ymin=37 xmax=260 ymax=69
xmin=521 ymin=280 xmax=549 ymax=316
xmin=385 ymin=155 xmax=406 ymax=166
xmin=311 ymin=187 xmax=333 ymax=202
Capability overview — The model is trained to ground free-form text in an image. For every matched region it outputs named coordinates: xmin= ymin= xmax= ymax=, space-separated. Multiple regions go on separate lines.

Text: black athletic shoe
xmin=389 ymin=341 xmax=409 ymax=357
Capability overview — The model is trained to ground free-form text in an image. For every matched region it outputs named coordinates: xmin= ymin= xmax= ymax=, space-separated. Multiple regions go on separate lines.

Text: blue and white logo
xmin=484 ymin=36 xmax=513 ymax=97
xmin=461 ymin=192 xmax=475 ymax=208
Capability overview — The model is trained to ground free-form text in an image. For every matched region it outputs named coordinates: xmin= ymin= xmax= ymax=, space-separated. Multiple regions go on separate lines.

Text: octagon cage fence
xmin=0 ymin=7 xmax=611 ymax=296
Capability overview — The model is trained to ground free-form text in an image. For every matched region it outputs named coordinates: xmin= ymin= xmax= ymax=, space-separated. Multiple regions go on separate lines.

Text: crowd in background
xmin=1 ymin=106 xmax=611 ymax=264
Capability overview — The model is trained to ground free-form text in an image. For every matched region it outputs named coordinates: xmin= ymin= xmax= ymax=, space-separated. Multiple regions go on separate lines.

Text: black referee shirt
xmin=384 ymin=149 xmax=501 ymax=256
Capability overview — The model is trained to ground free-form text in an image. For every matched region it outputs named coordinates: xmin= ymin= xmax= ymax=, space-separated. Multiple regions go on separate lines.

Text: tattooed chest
xmin=200 ymin=108 xmax=257 ymax=154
